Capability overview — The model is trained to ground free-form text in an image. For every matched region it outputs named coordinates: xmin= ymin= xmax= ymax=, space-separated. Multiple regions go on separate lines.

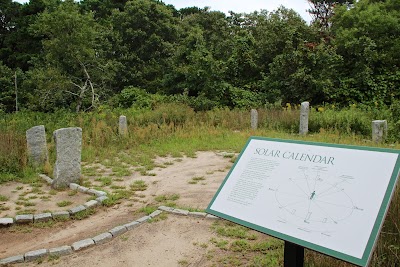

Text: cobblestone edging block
xmin=49 ymin=246 xmax=73 ymax=257
xmin=0 ymin=207 xmax=220 ymax=264
xmin=0 ymin=174 xmax=109 ymax=228
xmin=92 ymin=233 xmax=113 ymax=245
xmin=24 ymin=249 xmax=48 ymax=262
xmin=0 ymin=218 xmax=13 ymax=226
xmin=0 ymin=255 xmax=24 ymax=264
xmin=72 ymin=239 xmax=95 ymax=251
xmin=109 ymin=225 xmax=128 ymax=237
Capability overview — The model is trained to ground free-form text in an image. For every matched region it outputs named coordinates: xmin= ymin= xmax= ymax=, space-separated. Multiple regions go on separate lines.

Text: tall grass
xmin=0 ymin=103 xmax=399 ymax=266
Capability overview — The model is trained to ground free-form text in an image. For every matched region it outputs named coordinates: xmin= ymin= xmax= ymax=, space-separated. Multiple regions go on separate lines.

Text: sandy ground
xmin=0 ymin=151 xmax=235 ymax=266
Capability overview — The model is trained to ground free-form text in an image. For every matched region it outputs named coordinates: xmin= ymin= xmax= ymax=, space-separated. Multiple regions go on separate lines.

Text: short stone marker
xmin=136 ymin=215 xmax=151 ymax=223
xmin=372 ymin=120 xmax=388 ymax=143
xmin=189 ymin=211 xmax=207 ymax=218
xmin=119 ymin=115 xmax=128 ymax=136
xmin=149 ymin=210 xmax=162 ymax=218
xmin=52 ymin=127 xmax=82 ymax=189
xmin=26 ymin=125 xmax=48 ymax=168
xmin=83 ymin=200 xmax=99 ymax=209
xmin=250 ymin=109 xmax=258 ymax=130
xmin=299 ymin=101 xmax=310 ymax=135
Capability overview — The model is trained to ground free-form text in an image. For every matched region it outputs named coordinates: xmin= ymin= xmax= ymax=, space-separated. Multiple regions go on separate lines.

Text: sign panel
xmin=207 ymin=137 xmax=400 ymax=266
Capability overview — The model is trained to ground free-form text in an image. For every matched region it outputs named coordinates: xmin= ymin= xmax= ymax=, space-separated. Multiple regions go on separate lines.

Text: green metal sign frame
xmin=206 ymin=137 xmax=400 ymax=266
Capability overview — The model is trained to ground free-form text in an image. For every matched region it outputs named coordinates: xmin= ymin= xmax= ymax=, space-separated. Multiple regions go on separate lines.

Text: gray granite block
xmin=109 ymin=225 xmax=127 ymax=237
xmin=72 ymin=239 xmax=95 ymax=251
xmin=69 ymin=205 xmax=86 ymax=215
xmin=92 ymin=232 xmax=112 ymax=245
xmin=0 ymin=218 xmax=14 ymax=226
xmin=52 ymin=127 xmax=82 ymax=189
xmin=52 ymin=211 xmax=70 ymax=220
xmin=206 ymin=214 xmax=220 ymax=220
xmin=189 ymin=212 xmax=207 ymax=218
xmin=39 ymin=174 xmax=53 ymax=184
xmin=158 ymin=206 xmax=174 ymax=212
xmin=0 ymin=255 xmax=24 ymax=264
xmin=34 ymin=213 xmax=52 ymax=223
xmin=96 ymin=196 xmax=108 ymax=203
xmin=77 ymin=186 xmax=89 ymax=193
xmin=86 ymin=189 xmax=97 ymax=195
xmin=149 ymin=210 xmax=162 ymax=218
xmin=123 ymin=221 xmax=140 ymax=230
xmin=83 ymin=200 xmax=99 ymax=209
xmin=69 ymin=183 xmax=79 ymax=190
xmin=25 ymin=249 xmax=48 ymax=262
xmin=136 ymin=216 xmax=150 ymax=223
xmin=94 ymin=190 xmax=107 ymax=197
xmin=170 ymin=209 xmax=189 ymax=216
xmin=15 ymin=214 xmax=33 ymax=224
xmin=49 ymin=246 xmax=72 ymax=257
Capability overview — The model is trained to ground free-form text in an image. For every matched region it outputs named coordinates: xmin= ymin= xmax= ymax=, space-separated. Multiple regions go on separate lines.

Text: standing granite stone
xmin=299 ymin=102 xmax=310 ymax=135
xmin=250 ymin=109 xmax=258 ymax=130
xmin=119 ymin=115 xmax=128 ymax=136
xmin=372 ymin=120 xmax=388 ymax=143
xmin=26 ymin=125 xmax=48 ymax=168
xmin=52 ymin=127 xmax=82 ymax=189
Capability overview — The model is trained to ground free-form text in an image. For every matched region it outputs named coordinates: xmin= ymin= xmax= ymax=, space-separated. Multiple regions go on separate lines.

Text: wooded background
xmin=1 ymin=0 xmax=399 ymax=112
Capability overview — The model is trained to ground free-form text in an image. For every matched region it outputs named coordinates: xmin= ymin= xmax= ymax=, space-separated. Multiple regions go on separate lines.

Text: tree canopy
xmin=0 ymin=0 xmax=399 ymax=112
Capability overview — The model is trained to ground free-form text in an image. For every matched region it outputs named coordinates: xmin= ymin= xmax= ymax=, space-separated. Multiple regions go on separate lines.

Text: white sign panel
xmin=207 ymin=137 xmax=400 ymax=266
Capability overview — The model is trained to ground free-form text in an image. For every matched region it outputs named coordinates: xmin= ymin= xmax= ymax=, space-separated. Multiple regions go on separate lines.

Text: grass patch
xmin=56 ymin=200 xmax=73 ymax=207
xmin=130 ymin=180 xmax=148 ymax=191
xmin=155 ymin=194 xmax=180 ymax=203
xmin=72 ymin=208 xmax=96 ymax=220
xmin=68 ymin=190 xmax=78 ymax=196
xmin=95 ymin=176 xmax=112 ymax=186
xmin=0 ymin=194 xmax=9 ymax=201
xmin=139 ymin=205 xmax=157 ymax=215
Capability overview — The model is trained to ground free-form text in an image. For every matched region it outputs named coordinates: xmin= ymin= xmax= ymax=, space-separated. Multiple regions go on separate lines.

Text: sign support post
xmin=284 ymin=241 xmax=304 ymax=267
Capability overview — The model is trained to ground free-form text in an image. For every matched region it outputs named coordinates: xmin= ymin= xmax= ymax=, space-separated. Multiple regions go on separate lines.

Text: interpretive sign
xmin=207 ymin=137 xmax=400 ymax=266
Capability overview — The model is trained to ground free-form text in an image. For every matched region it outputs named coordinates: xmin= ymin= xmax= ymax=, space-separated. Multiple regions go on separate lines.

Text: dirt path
xmin=1 ymin=151 xmax=235 ymax=266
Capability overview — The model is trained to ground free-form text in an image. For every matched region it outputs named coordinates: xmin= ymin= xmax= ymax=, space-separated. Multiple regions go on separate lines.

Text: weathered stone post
xmin=251 ymin=109 xmax=258 ymax=130
xmin=372 ymin=120 xmax=387 ymax=143
xmin=26 ymin=125 xmax=48 ymax=168
xmin=299 ymin=102 xmax=310 ymax=135
xmin=119 ymin=115 xmax=128 ymax=136
xmin=52 ymin=127 xmax=82 ymax=189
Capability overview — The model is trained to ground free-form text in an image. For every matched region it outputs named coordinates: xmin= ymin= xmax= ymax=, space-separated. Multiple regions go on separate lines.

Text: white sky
xmin=13 ymin=0 xmax=312 ymax=23
xmin=162 ymin=0 xmax=312 ymax=23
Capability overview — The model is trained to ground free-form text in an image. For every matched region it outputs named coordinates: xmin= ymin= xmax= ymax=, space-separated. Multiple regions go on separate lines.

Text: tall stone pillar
xmin=52 ymin=127 xmax=82 ymax=189
xmin=26 ymin=125 xmax=48 ymax=168
xmin=119 ymin=115 xmax=128 ymax=136
xmin=299 ymin=102 xmax=310 ymax=135
xmin=251 ymin=109 xmax=258 ymax=130
xmin=372 ymin=120 xmax=387 ymax=143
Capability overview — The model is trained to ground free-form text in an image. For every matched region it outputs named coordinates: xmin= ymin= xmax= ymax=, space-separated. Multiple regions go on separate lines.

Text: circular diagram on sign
xmin=273 ymin=166 xmax=361 ymax=234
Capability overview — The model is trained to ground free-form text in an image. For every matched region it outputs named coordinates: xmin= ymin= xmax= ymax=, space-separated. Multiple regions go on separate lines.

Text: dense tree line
xmin=0 ymin=0 xmax=399 ymax=112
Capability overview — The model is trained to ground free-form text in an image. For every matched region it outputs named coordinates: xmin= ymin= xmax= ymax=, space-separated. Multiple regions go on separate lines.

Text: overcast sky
xmin=162 ymin=0 xmax=312 ymax=23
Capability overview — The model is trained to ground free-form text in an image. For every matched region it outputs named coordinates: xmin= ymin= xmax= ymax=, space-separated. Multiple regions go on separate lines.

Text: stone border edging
xmin=0 ymin=206 xmax=220 ymax=265
xmin=0 ymin=174 xmax=109 ymax=227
